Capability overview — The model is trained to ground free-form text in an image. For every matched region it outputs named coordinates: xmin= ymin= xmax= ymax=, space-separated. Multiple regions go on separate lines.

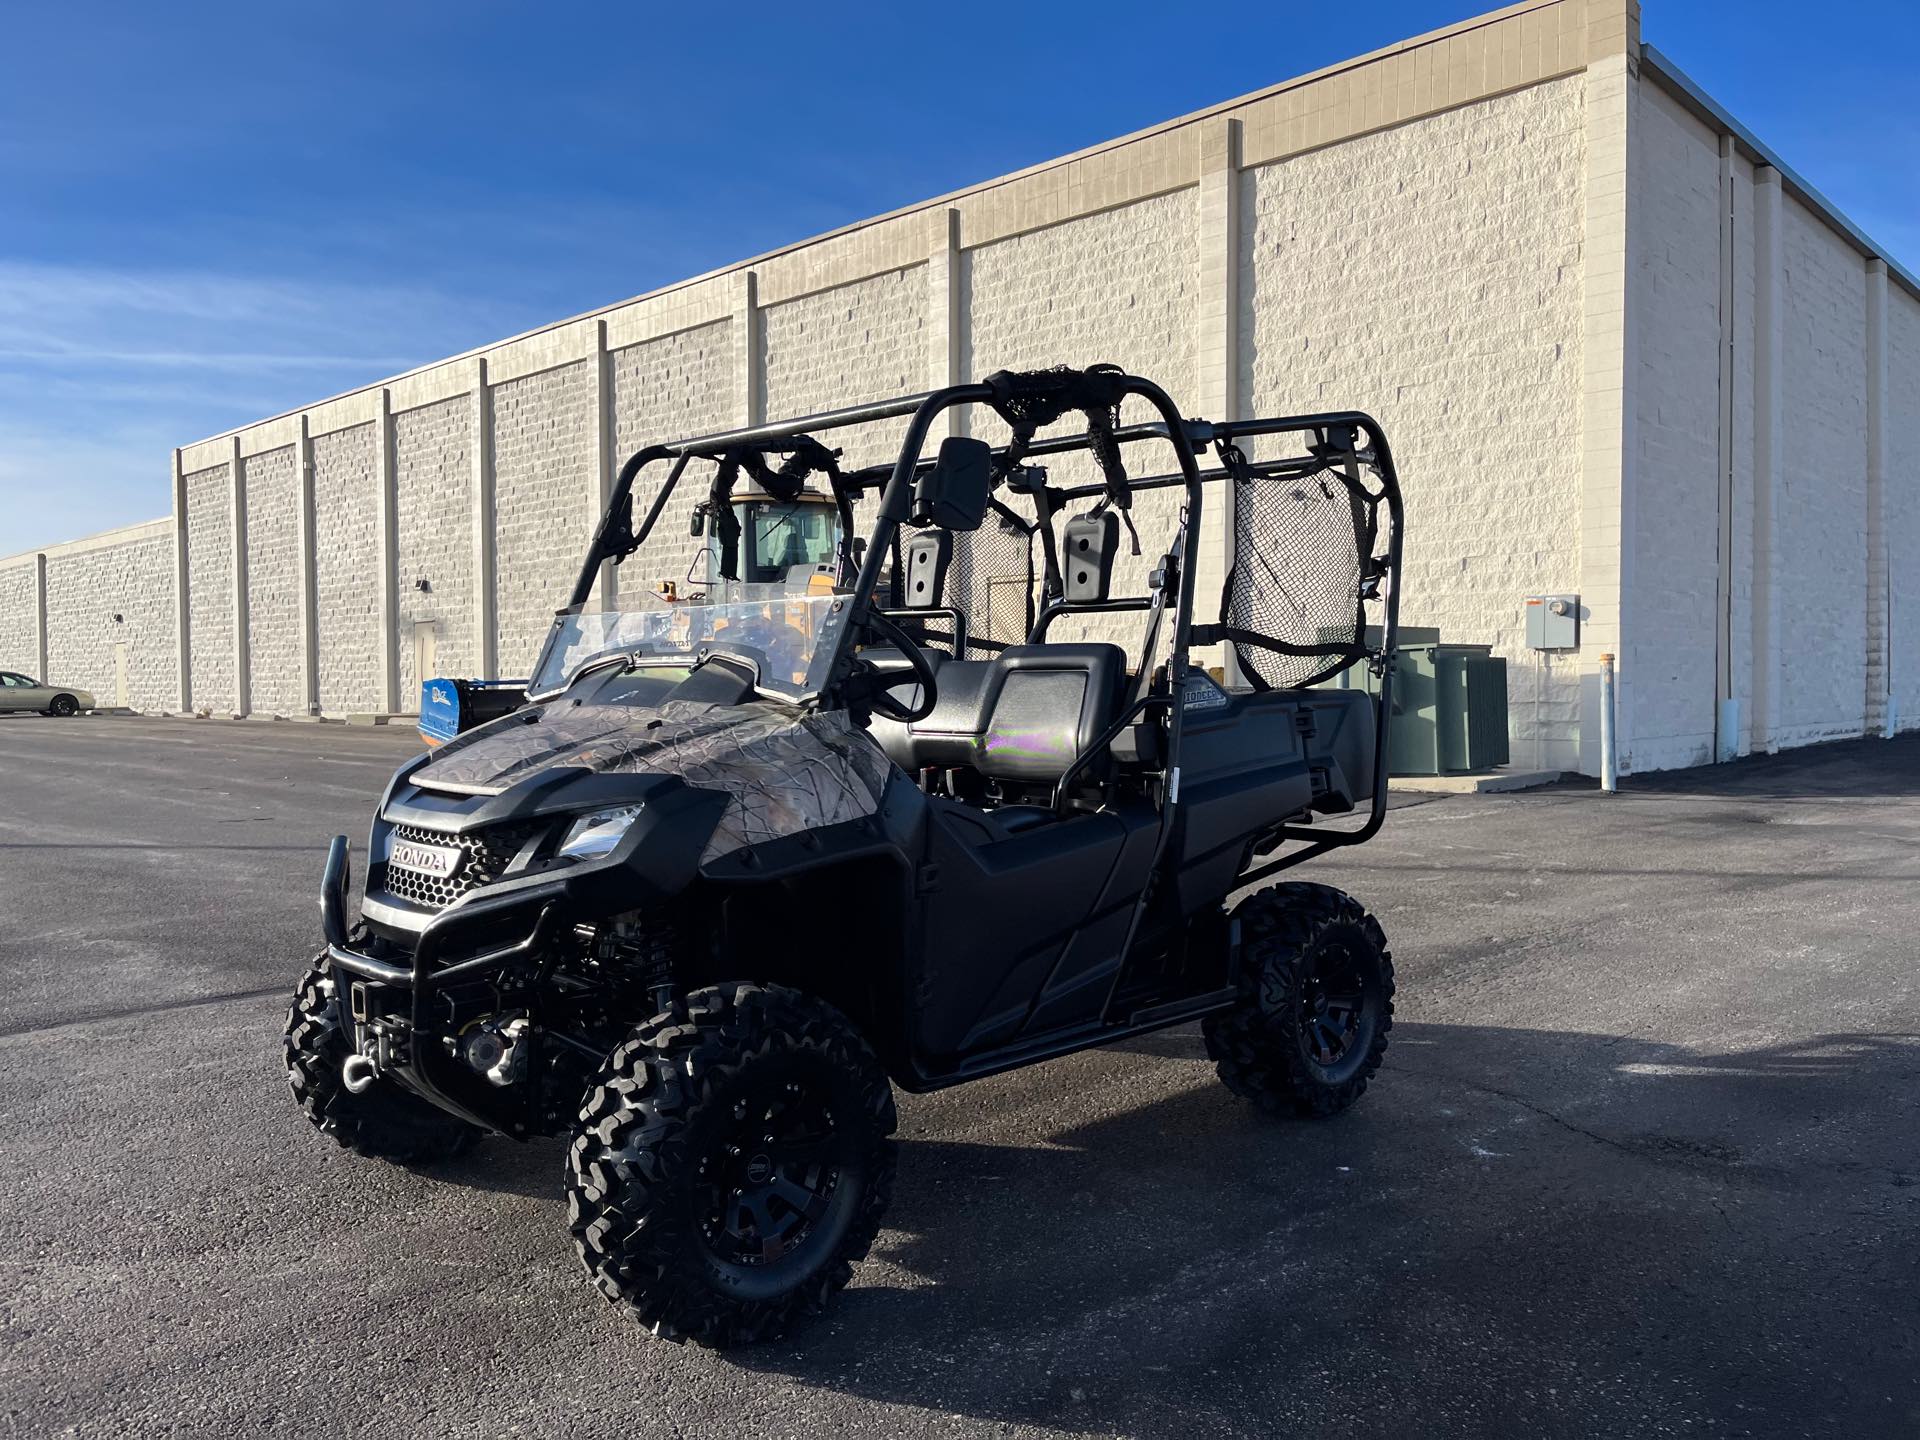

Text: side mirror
xmin=689 ymin=503 xmax=707 ymax=537
xmin=911 ymin=436 xmax=992 ymax=532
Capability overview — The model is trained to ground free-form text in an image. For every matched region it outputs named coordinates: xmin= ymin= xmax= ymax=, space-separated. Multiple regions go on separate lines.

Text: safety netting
xmin=1219 ymin=436 xmax=1394 ymax=691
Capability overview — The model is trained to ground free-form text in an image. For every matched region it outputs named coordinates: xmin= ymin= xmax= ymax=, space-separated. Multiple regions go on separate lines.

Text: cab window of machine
xmin=745 ymin=502 xmax=833 ymax=584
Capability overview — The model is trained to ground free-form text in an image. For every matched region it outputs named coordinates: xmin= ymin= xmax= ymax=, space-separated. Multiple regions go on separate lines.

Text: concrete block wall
xmin=393 ymin=395 xmax=477 ymax=708
xmin=1628 ymin=81 xmax=1722 ymax=770
xmin=761 ymin=265 xmax=928 ymax=474
xmin=608 ymin=320 xmax=735 ymax=599
xmin=1629 ymin=52 xmax=1919 ymax=764
xmin=0 ymin=523 xmax=173 ymax=711
xmin=43 ymin=522 xmax=175 ymax=711
xmin=1242 ymin=77 xmax=1587 ymax=769
xmin=490 ymin=360 xmax=596 ymax=676
xmin=183 ymin=463 xmax=234 ymax=712
xmin=134 ymin=0 xmax=1636 ymax=730
xmin=243 ymin=445 xmax=303 ymax=716
xmin=1891 ymin=288 xmax=1920 ymax=731
xmin=1776 ymin=199 xmax=1869 ymax=744
xmin=964 ymin=189 xmax=1199 ymax=658
xmin=312 ymin=424 xmax=380 ymax=712
xmin=1725 ymin=151 xmax=1759 ymax=753
xmin=0 ymin=560 xmax=37 ymax=675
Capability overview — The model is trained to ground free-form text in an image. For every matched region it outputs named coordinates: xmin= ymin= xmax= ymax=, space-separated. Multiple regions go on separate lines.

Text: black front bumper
xmin=321 ymin=834 xmax=568 ymax=994
xmin=319 ymin=836 xmax=573 ymax=1134
xmin=312 ymin=775 xmax=730 ymax=1132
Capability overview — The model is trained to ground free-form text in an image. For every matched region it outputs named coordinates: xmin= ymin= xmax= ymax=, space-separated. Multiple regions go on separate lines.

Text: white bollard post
xmin=1599 ymin=652 xmax=1618 ymax=794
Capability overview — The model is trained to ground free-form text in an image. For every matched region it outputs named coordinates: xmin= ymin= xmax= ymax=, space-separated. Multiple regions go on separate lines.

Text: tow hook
xmin=341 ymin=1054 xmax=378 ymax=1094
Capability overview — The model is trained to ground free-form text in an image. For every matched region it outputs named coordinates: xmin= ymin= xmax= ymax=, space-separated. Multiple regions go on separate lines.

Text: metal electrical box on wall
xmin=1525 ymin=594 xmax=1579 ymax=650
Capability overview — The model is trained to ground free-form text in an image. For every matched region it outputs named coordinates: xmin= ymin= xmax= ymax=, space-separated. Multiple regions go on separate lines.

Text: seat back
xmin=869 ymin=643 xmax=1125 ymax=784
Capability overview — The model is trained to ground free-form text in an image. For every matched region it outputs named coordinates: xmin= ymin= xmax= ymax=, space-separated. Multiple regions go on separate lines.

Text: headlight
xmin=557 ymin=805 xmax=643 ymax=860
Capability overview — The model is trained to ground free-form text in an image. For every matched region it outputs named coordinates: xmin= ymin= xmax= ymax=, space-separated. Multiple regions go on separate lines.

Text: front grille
xmin=383 ymin=822 xmax=535 ymax=910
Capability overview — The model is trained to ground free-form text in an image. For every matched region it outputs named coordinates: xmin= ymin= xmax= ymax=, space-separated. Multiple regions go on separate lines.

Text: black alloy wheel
xmin=698 ymin=1075 xmax=846 ymax=1266
xmin=1298 ymin=936 xmax=1367 ymax=1070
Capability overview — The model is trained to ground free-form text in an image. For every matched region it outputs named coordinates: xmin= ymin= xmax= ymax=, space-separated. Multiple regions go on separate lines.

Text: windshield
xmin=528 ymin=584 xmax=851 ymax=702
xmin=526 ymin=470 xmax=857 ymax=704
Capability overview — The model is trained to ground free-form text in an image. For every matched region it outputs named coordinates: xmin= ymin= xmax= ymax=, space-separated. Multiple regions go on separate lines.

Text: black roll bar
xmin=567 ymin=383 xmax=1402 ymax=884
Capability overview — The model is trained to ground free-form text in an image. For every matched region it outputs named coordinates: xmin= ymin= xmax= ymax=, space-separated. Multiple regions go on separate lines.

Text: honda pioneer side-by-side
xmin=285 ymin=365 xmax=1406 ymax=1346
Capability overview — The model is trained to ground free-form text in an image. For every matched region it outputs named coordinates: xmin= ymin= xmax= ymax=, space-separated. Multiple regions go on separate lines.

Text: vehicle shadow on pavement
xmin=715 ymin=1020 xmax=1920 ymax=1436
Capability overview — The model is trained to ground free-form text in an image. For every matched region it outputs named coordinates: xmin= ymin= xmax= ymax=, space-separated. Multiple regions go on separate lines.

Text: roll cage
xmin=548 ymin=366 xmax=1405 ymax=874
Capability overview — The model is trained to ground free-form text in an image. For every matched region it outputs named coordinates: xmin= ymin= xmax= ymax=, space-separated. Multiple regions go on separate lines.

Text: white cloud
xmin=0 ymin=259 xmax=540 ymax=549
xmin=0 ymin=260 xmax=510 ymax=378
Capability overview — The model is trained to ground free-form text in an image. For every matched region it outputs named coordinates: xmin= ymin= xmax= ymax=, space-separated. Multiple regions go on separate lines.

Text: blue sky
xmin=2 ymin=1 xmax=1915 ymax=553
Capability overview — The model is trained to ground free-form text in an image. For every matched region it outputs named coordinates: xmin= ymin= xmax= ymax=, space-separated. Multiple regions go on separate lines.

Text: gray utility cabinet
xmin=1332 ymin=636 xmax=1510 ymax=776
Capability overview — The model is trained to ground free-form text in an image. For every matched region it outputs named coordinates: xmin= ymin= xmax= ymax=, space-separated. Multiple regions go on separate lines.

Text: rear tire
xmin=566 ymin=983 xmax=897 ymax=1347
xmin=283 ymin=957 xmax=484 ymax=1163
xmin=1203 ymin=883 xmax=1394 ymax=1117
xmin=48 ymin=694 xmax=77 ymax=717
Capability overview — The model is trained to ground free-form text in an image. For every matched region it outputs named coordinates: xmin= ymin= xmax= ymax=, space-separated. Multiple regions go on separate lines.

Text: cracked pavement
xmin=0 ymin=714 xmax=1915 ymax=1437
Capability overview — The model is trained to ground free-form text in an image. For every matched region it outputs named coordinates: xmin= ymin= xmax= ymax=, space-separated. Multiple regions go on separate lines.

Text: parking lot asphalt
xmin=0 ymin=713 xmax=1915 ymax=1438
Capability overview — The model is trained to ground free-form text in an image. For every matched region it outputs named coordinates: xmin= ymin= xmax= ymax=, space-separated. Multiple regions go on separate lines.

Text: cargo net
xmin=885 ymin=501 xmax=1037 ymax=660
xmin=1221 ymin=437 xmax=1392 ymax=690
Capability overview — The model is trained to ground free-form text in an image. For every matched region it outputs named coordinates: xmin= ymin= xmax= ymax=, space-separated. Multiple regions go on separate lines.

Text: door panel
xmin=912 ymin=801 xmax=1158 ymax=1057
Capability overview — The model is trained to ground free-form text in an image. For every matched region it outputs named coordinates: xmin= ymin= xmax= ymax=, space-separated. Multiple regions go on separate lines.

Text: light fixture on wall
xmin=415 ymin=577 xmax=431 ymax=593
xmin=112 ymin=613 xmax=124 ymax=623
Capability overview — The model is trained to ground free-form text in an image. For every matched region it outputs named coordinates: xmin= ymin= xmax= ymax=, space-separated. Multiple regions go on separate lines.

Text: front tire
xmin=1203 ymin=883 xmax=1394 ymax=1117
xmin=566 ymin=983 xmax=897 ymax=1347
xmin=48 ymin=694 xmax=77 ymax=717
xmin=283 ymin=957 xmax=484 ymax=1163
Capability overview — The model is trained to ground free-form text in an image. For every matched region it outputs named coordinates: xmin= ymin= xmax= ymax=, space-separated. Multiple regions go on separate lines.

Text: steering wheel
xmin=859 ymin=608 xmax=940 ymax=724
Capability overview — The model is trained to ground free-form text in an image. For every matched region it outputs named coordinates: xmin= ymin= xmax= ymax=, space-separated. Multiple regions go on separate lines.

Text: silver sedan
xmin=0 ymin=671 xmax=95 ymax=715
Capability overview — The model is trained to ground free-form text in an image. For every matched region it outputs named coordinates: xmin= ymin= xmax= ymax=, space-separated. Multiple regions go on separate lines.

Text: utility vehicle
xmin=286 ymin=365 xmax=1405 ymax=1346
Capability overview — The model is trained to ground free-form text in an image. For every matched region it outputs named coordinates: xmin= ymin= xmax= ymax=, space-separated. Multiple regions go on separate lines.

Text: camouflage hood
xmin=414 ymin=698 xmax=893 ymax=861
